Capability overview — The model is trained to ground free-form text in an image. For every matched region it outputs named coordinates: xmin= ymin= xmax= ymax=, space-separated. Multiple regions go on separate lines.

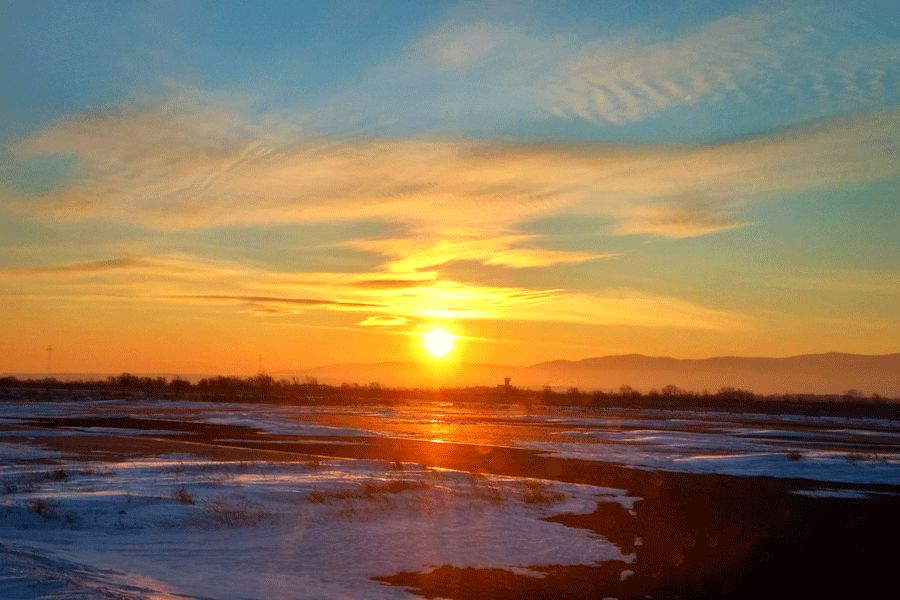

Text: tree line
xmin=0 ymin=374 xmax=896 ymax=419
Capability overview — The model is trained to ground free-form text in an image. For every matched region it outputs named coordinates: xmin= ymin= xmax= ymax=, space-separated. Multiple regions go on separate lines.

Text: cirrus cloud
xmin=6 ymin=100 xmax=897 ymax=250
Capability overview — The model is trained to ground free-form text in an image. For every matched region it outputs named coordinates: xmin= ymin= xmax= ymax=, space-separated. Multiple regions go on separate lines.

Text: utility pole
xmin=46 ymin=345 xmax=53 ymax=374
xmin=257 ymin=354 xmax=264 ymax=375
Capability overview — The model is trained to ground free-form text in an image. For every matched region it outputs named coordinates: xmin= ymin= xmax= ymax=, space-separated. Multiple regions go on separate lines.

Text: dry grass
xmin=362 ymin=480 xmax=427 ymax=497
xmin=26 ymin=498 xmax=78 ymax=528
xmin=468 ymin=473 xmax=504 ymax=505
xmin=522 ymin=481 xmax=565 ymax=505
xmin=306 ymin=479 xmax=429 ymax=504
xmin=203 ymin=498 xmax=274 ymax=527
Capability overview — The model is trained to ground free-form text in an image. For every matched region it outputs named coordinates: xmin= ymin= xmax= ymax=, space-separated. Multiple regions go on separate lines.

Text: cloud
xmin=357 ymin=315 xmax=409 ymax=328
xmin=542 ymin=4 xmax=807 ymax=123
xmin=613 ymin=201 xmax=750 ymax=238
xmin=7 ymin=100 xmax=897 ymax=248
xmin=1 ymin=256 xmax=207 ymax=277
xmin=345 ymin=233 xmax=618 ymax=271
xmin=4 ymin=257 xmax=155 ymax=276
xmin=419 ymin=20 xmax=520 ymax=67
xmin=349 ymin=278 xmax=436 ymax=290
xmin=172 ymin=295 xmax=384 ymax=309
xmin=2 ymin=94 xmax=893 ymax=338
xmin=397 ymin=2 xmax=899 ymax=126
xmin=0 ymin=253 xmax=748 ymax=332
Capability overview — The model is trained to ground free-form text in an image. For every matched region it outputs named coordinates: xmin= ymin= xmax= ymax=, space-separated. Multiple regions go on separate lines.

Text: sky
xmin=0 ymin=0 xmax=898 ymax=375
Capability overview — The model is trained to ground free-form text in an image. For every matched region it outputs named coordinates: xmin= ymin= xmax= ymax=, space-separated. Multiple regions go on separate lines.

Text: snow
xmin=71 ymin=427 xmax=190 ymax=436
xmin=0 ymin=445 xmax=634 ymax=599
xmin=2 ymin=397 xmax=898 ymax=488
xmin=518 ymin=442 xmax=900 ymax=485
xmin=508 ymin=408 xmax=900 ymax=485
xmin=792 ymin=489 xmax=872 ymax=499
xmin=0 ymin=399 xmax=379 ymax=438
xmin=0 ymin=542 xmax=188 ymax=600
xmin=1 ymin=396 xmax=898 ymax=597
xmin=0 ymin=442 xmax=69 ymax=462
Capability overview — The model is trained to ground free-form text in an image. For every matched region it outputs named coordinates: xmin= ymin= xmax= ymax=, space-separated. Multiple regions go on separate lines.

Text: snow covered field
xmin=1 ymin=397 xmax=898 ymax=599
xmin=518 ymin=421 xmax=900 ymax=485
xmin=0 ymin=401 xmax=637 ymax=599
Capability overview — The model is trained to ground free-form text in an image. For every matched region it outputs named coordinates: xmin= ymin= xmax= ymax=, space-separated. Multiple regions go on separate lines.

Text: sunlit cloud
xmin=357 ymin=315 xmax=409 ymax=328
xmin=171 ymin=294 xmax=384 ymax=309
xmin=2 ymin=256 xmax=211 ymax=277
xmin=2 ymin=95 xmax=894 ymax=343
xmin=0 ymin=252 xmax=748 ymax=333
xmin=345 ymin=233 xmax=617 ymax=271
xmin=6 ymin=100 xmax=896 ymax=249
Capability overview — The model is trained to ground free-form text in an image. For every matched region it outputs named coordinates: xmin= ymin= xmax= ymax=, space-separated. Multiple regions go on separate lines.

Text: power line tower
xmin=46 ymin=345 xmax=53 ymax=374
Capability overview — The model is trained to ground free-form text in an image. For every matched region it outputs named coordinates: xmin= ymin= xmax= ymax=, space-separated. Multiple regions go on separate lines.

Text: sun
xmin=423 ymin=327 xmax=455 ymax=358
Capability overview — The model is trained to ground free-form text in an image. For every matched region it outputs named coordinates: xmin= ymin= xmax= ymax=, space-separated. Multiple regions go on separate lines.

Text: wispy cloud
xmin=171 ymin=295 xmax=384 ymax=309
xmin=2 ymin=94 xmax=894 ymax=339
xmin=7 ymin=100 xmax=896 ymax=246
xmin=2 ymin=256 xmax=205 ymax=277
xmin=418 ymin=20 xmax=522 ymax=67
xmin=345 ymin=233 xmax=618 ymax=271
xmin=0 ymin=252 xmax=748 ymax=332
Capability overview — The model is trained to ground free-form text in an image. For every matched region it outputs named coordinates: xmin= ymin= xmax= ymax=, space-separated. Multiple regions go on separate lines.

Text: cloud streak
xmin=0 ymin=253 xmax=748 ymax=333
xmin=2 ymin=256 xmax=207 ymax=277
xmin=7 ymin=100 xmax=897 ymax=249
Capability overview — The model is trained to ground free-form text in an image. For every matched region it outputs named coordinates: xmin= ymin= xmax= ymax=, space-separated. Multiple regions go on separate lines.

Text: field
xmin=1 ymin=395 xmax=898 ymax=599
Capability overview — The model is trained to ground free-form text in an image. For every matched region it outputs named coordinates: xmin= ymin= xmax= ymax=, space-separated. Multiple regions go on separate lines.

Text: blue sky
xmin=0 ymin=0 xmax=897 ymax=373
xmin=4 ymin=0 xmax=897 ymax=140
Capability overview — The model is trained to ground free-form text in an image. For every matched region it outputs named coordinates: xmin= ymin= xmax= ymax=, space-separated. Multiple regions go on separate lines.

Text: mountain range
xmin=278 ymin=352 xmax=900 ymax=396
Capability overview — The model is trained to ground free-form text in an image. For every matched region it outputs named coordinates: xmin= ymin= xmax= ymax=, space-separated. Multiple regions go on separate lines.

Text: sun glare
xmin=423 ymin=327 xmax=455 ymax=358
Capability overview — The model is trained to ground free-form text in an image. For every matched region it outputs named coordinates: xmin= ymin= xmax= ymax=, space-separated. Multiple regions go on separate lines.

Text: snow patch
xmin=0 ymin=451 xmax=633 ymax=599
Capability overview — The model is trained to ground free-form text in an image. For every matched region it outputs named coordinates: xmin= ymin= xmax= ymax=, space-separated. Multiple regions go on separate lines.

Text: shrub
xmin=174 ymin=485 xmax=195 ymax=505
xmin=30 ymin=499 xmax=56 ymax=519
xmin=469 ymin=474 xmax=504 ymax=505
xmin=307 ymin=489 xmax=328 ymax=504
xmin=63 ymin=511 xmax=78 ymax=528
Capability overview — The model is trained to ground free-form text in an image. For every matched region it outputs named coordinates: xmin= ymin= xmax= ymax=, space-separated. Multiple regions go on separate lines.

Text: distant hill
xmin=278 ymin=352 xmax=900 ymax=396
